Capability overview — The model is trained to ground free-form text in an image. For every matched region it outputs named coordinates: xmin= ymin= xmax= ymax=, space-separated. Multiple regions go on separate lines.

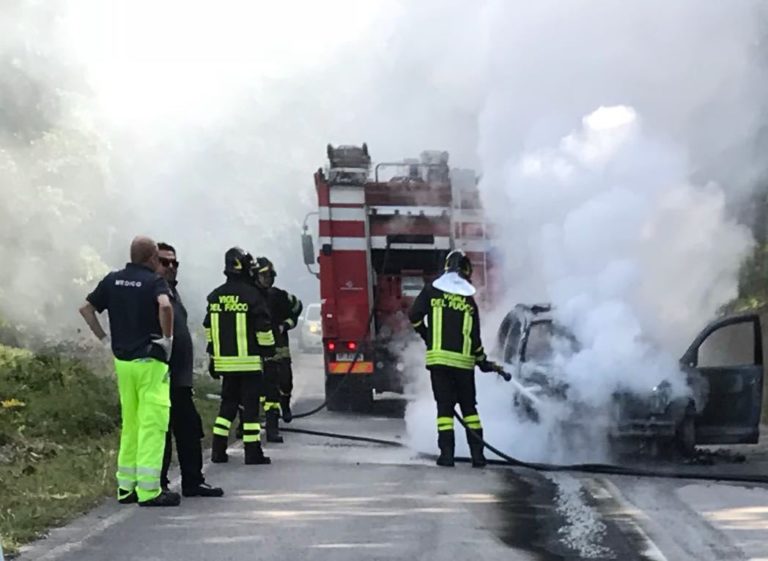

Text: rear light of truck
xmin=347 ymin=341 xmax=357 ymax=351
xmin=327 ymin=341 xmax=336 ymax=352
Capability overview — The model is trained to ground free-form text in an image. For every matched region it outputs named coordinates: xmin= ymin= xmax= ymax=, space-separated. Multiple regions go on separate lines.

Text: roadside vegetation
xmin=0 ymin=344 xmax=220 ymax=556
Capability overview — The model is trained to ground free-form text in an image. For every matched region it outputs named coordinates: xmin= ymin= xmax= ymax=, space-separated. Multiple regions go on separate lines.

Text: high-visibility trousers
xmin=114 ymin=358 xmax=170 ymax=502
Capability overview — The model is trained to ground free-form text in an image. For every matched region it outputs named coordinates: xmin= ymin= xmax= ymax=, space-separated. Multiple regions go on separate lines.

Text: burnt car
xmin=495 ymin=304 xmax=764 ymax=456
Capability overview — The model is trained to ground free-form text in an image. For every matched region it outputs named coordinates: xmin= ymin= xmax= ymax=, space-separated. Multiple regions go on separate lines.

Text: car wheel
xmin=675 ymin=412 xmax=696 ymax=458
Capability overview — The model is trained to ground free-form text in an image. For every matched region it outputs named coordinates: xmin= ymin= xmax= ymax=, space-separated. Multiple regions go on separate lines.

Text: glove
xmin=477 ymin=359 xmax=500 ymax=373
xmin=151 ymin=335 xmax=174 ymax=362
xmin=208 ymin=359 xmax=220 ymax=380
xmin=499 ymin=370 xmax=512 ymax=382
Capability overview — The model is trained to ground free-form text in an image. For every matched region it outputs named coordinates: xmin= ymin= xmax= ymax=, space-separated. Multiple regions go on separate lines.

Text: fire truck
xmin=301 ymin=143 xmax=495 ymax=411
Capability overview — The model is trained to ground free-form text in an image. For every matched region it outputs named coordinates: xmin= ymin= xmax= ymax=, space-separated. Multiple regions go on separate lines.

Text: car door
xmin=680 ymin=314 xmax=764 ymax=445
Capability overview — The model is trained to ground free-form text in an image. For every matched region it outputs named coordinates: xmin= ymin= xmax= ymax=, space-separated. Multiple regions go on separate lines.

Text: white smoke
xmin=405 ymin=1 xmax=765 ymax=463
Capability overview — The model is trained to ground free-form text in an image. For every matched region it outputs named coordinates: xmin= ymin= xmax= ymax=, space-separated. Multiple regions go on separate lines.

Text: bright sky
xmin=61 ymin=0 xmax=388 ymax=126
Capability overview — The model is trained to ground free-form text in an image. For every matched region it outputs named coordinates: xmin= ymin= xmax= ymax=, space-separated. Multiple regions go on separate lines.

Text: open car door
xmin=681 ymin=313 xmax=764 ymax=445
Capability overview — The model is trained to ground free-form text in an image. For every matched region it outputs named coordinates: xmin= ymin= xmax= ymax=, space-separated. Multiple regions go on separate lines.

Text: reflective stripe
xmin=215 ymin=417 xmax=232 ymax=429
xmin=432 ymin=306 xmax=443 ymax=351
xmin=242 ymin=433 xmax=261 ymax=443
xmin=290 ymin=296 xmax=302 ymax=313
xmin=205 ymin=328 xmax=211 ymax=343
xmin=462 ymin=311 xmax=473 ymax=357
xmin=257 ymin=330 xmax=275 ymax=346
xmin=210 ymin=313 xmax=221 ymax=356
xmin=328 ymin=361 xmax=374 ymax=374
xmin=264 ymin=401 xmax=281 ymax=412
xmin=213 ymin=426 xmax=229 ymax=437
xmin=437 ymin=416 xmax=454 ymax=432
xmin=213 ymin=356 xmax=263 ymax=372
xmin=463 ymin=414 xmax=482 ymax=429
xmin=117 ymin=479 xmax=136 ymax=490
xmin=412 ymin=319 xmax=423 ymax=327
xmin=426 ymin=350 xmax=475 ymax=370
xmin=243 ymin=423 xmax=260 ymax=431
xmin=136 ymin=466 xmax=161 ymax=477
xmin=275 ymin=346 xmax=291 ymax=359
xmin=117 ymin=465 xmax=136 ymax=475
xmin=236 ymin=313 xmax=248 ymax=357
xmin=284 ymin=318 xmax=295 ymax=328
xmin=136 ymin=480 xmax=161 ymax=491
xmin=260 ymin=396 xmax=266 ymax=403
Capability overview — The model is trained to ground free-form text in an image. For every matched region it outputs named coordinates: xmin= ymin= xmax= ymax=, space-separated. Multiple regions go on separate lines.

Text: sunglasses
xmin=159 ymin=257 xmax=179 ymax=268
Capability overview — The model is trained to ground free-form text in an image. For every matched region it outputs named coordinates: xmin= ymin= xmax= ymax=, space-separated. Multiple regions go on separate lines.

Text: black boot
xmin=139 ymin=489 xmax=181 ymax=507
xmin=280 ymin=396 xmax=293 ymax=423
xmin=436 ymin=431 xmax=455 ymax=467
xmin=244 ymin=442 xmax=271 ymax=465
xmin=266 ymin=410 xmax=284 ymax=443
xmin=467 ymin=428 xmax=487 ymax=468
xmin=211 ymin=435 xmax=229 ymax=464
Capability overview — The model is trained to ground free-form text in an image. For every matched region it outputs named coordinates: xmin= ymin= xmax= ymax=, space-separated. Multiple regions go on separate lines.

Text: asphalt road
xmin=17 ymin=354 xmax=768 ymax=561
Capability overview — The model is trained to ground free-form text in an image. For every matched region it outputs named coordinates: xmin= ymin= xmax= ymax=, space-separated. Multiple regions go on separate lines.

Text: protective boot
xmin=211 ymin=435 xmax=229 ymax=464
xmin=244 ymin=442 xmax=271 ymax=465
xmin=436 ymin=431 xmax=455 ymax=467
xmin=266 ymin=410 xmax=284 ymax=443
xmin=467 ymin=428 xmax=487 ymax=468
xmin=280 ymin=396 xmax=293 ymax=423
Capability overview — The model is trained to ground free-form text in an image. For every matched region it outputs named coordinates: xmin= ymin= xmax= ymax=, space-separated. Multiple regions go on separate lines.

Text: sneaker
xmin=118 ymin=490 xmax=138 ymax=504
xmin=182 ymin=483 xmax=224 ymax=498
xmin=139 ymin=490 xmax=181 ymax=507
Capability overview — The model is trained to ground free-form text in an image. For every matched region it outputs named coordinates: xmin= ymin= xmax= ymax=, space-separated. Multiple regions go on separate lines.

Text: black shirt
xmin=87 ymin=263 xmax=171 ymax=362
xmin=168 ymin=285 xmax=194 ymax=387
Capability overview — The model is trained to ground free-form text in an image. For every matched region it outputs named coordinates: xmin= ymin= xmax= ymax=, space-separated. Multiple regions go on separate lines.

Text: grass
xmin=0 ymin=346 xmax=120 ymax=555
xmin=0 ymin=344 xmax=222 ymax=556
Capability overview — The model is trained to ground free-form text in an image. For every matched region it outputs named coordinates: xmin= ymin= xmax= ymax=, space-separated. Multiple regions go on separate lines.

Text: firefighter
xmin=253 ymin=257 xmax=303 ymax=427
xmin=79 ymin=236 xmax=179 ymax=506
xmin=204 ymin=247 xmax=275 ymax=465
xmin=409 ymin=249 xmax=500 ymax=468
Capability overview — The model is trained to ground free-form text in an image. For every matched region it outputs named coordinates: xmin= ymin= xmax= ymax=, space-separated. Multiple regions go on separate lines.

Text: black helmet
xmin=444 ymin=249 xmax=473 ymax=280
xmin=224 ymin=247 xmax=254 ymax=277
xmin=253 ymin=256 xmax=276 ymax=277
xmin=252 ymin=256 xmax=276 ymax=288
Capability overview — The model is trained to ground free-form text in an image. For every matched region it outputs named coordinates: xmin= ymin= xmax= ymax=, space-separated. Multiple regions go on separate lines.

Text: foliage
xmin=0 ymin=345 xmax=119 ymax=555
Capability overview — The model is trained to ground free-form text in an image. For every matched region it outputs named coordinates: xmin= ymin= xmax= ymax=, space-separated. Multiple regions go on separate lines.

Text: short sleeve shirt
xmin=87 ymin=263 xmax=171 ymax=361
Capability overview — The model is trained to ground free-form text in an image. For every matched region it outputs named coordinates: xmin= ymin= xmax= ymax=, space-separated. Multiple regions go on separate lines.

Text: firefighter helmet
xmin=224 ymin=247 xmax=254 ymax=277
xmin=252 ymin=256 xmax=276 ymax=288
xmin=444 ymin=249 xmax=473 ymax=280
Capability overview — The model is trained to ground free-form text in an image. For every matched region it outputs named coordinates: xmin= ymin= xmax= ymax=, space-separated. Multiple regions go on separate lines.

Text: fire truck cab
xmin=303 ymin=143 xmax=494 ymax=411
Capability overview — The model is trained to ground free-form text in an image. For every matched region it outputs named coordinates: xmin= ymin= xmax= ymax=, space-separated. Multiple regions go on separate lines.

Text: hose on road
xmin=279 ymin=412 xmax=768 ymax=485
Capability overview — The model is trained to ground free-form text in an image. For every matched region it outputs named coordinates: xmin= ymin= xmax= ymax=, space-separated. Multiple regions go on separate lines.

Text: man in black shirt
xmin=157 ymin=243 xmax=223 ymax=498
xmin=79 ymin=236 xmax=179 ymax=507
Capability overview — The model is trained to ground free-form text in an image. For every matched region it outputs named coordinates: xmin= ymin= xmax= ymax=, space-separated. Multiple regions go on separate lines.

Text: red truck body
xmin=311 ymin=144 xmax=495 ymax=410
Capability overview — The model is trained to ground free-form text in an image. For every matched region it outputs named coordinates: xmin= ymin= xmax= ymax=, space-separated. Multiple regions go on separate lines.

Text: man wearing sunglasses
xmin=157 ymin=243 xmax=223 ymax=498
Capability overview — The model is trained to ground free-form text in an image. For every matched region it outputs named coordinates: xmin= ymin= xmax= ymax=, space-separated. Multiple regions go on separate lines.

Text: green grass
xmin=0 ymin=346 xmax=120 ymax=555
xmin=0 ymin=345 xmax=223 ymax=556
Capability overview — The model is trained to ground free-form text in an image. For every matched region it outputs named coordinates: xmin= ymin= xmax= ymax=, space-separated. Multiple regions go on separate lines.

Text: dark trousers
xmin=161 ymin=386 xmax=205 ymax=490
xmin=218 ymin=373 xmax=263 ymax=442
xmin=263 ymin=362 xmax=282 ymax=412
xmin=278 ymin=360 xmax=293 ymax=396
xmin=430 ymin=366 xmax=480 ymax=429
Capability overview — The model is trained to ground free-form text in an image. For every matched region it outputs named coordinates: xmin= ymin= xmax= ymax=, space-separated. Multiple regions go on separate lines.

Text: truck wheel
xmin=350 ymin=386 xmax=374 ymax=413
xmin=325 ymin=377 xmax=348 ymax=412
xmin=675 ymin=413 xmax=696 ymax=458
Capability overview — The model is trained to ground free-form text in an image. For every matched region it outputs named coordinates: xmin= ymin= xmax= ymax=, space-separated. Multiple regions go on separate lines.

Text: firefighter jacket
xmin=409 ymin=284 xmax=487 ymax=371
xmin=266 ymin=287 xmax=303 ymax=361
xmin=204 ymin=276 xmax=276 ymax=374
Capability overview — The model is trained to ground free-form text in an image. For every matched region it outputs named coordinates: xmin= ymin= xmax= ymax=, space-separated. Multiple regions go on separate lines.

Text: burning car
xmin=495 ymin=304 xmax=764 ymax=457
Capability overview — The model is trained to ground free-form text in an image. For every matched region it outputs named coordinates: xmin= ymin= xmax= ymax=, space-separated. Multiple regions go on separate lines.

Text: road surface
xmin=17 ymin=354 xmax=768 ymax=561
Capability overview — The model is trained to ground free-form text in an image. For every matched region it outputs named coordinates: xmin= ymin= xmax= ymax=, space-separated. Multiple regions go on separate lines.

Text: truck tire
xmin=350 ymin=386 xmax=374 ymax=413
xmin=325 ymin=377 xmax=348 ymax=412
